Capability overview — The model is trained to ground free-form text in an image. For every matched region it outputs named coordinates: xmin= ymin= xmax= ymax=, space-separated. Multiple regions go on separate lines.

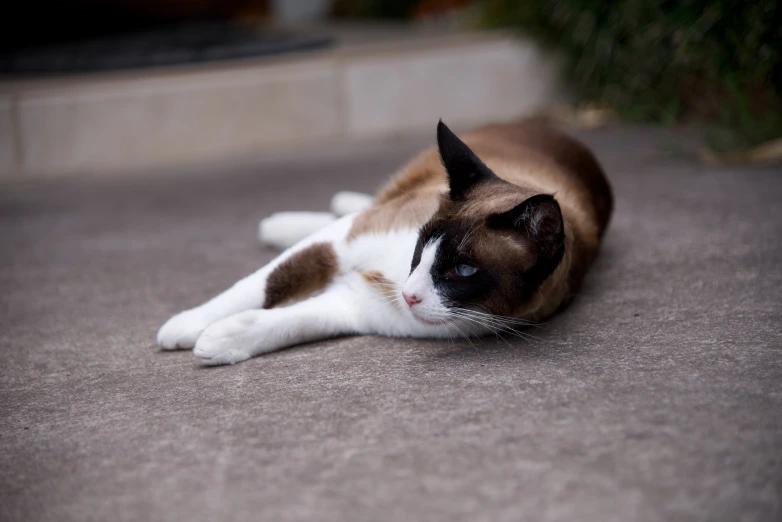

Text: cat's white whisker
xmin=452 ymin=307 xmax=547 ymax=330
xmin=456 ymin=307 xmax=535 ymax=324
xmin=377 ymin=295 xmax=404 ymax=307
xmin=448 ymin=321 xmax=479 ymax=354
xmin=448 ymin=310 xmax=543 ymax=344
xmin=493 ymin=331 xmax=514 ymax=348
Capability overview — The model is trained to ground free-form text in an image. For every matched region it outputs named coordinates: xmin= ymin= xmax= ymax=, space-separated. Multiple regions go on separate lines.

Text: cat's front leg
xmin=156 ymin=309 xmax=212 ymax=350
xmin=156 ymin=270 xmax=271 ymax=350
xmin=193 ymin=288 xmax=356 ymax=365
xmin=157 ymin=213 xmax=357 ymax=350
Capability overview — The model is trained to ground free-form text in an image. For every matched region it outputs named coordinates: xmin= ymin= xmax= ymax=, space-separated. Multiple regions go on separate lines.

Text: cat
xmin=157 ymin=120 xmax=613 ymax=365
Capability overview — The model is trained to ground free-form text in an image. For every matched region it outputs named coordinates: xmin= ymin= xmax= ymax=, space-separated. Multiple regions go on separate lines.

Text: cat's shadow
xmin=422 ymin=271 xmax=614 ymax=364
xmin=422 ymin=325 xmax=558 ymax=363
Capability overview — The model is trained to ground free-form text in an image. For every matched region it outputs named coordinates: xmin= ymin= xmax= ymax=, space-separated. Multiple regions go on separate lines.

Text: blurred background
xmin=0 ymin=0 xmax=780 ymax=177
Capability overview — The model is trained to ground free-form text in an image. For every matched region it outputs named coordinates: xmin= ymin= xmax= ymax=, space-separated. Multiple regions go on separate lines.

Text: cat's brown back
xmin=464 ymin=123 xmax=613 ymax=235
xmin=370 ymin=122 xmax=612 ymax=238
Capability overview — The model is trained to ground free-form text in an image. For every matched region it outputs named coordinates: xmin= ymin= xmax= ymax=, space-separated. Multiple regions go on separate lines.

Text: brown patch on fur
xmin=359 ymin=270 xmax=403 ymax=308
xmin=458 ymin=183 xmax=535 ymax=220
xmin=263 ymin=242 xmax=338 ymax=309
xmin=346 ymin=186 xmax=442 ymax=242
xmin=360 ymin=269 xmax=395 ymax=288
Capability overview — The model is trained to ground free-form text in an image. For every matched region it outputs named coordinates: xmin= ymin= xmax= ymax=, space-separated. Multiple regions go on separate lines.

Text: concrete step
xmin=0 ymin=24 xmax=560 ymax=179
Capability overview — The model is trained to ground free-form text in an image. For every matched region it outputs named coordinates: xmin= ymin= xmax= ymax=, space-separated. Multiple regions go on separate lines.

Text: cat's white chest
xmin=338 ymin=228 xmax=419 ymax=283
xmin=335 ymin=228 xmax=446 ymax=337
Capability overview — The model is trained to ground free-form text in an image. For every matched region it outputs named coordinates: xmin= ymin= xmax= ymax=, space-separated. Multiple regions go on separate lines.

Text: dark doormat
xmin=0 ymin=21 xmax=333 ymax=75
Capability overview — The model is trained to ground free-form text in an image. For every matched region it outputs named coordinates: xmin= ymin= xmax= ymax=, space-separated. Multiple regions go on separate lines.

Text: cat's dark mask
xmin=409 ymin=121 xmax=565 ymax=318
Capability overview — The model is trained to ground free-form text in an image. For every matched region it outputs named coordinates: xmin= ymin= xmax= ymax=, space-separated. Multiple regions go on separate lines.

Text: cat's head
xmin=401 ymin=120 xmax=565 ymax=324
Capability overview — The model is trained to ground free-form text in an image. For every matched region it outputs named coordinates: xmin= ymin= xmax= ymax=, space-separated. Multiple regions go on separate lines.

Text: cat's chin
xmin=410 ymin=310 xmax=449 ymax=325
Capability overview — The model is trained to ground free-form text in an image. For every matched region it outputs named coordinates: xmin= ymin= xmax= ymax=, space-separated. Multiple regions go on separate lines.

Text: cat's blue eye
xmin=455 ymin=264 xmax=478 ymax=277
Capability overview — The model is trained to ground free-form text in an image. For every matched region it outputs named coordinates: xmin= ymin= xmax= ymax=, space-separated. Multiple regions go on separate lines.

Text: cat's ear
xmin=488 ymin=194 xmax=565 ymax=280
xmin=437 ymin=120 xmax=498 ymax=201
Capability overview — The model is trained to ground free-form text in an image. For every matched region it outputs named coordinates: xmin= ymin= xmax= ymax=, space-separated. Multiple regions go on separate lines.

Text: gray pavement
xmin=1 ymin=126 xmax=781 ymax=521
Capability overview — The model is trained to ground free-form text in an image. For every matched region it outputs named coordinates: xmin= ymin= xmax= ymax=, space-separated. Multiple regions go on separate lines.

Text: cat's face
xmin=401 ymin=121 xmax=565 ymax=324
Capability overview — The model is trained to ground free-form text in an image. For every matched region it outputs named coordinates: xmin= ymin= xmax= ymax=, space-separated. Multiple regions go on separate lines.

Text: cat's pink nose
xmin=402 ymin=291 xmax=421 ymax=307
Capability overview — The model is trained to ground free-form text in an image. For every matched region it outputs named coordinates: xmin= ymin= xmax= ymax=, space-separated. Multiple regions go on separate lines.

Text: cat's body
xmin=157 ymin=121 xmax=613 ymax=365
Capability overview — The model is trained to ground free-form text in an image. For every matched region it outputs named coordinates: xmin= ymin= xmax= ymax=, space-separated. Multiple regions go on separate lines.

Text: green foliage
xmin=480 ymin=0 xmax=782 ymax=150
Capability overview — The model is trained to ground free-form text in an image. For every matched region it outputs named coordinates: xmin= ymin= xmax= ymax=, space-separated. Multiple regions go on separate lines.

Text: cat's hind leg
xmin=258 ymin=211 xmax=337 ymax=250
xmin=193 ymin=287 xmax=356 ymax=365
xmin=257 ymin=191 xmax=373 ymax=249
xmin=330 ymin=191 xmax=374 ymax=216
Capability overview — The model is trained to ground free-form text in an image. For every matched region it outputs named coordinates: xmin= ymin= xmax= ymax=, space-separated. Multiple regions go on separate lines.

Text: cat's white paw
xmin=193 ymin=313 xmax=255 ymax=365
xmin=157 ymin=310 xmax=211 ymax=350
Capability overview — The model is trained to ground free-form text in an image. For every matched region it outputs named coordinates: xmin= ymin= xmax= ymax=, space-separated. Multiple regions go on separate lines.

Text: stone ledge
xmin=0 ymin=28 xmax=559 ymax=178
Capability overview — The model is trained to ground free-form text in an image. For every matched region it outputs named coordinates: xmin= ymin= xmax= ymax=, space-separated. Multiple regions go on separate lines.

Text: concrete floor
xmin=1 ymin=126 xmax=780 ymax=521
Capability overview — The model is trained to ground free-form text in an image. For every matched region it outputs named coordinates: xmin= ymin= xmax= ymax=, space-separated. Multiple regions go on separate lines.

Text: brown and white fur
xmin=157 ymin=121 xmax=613 ymax=365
